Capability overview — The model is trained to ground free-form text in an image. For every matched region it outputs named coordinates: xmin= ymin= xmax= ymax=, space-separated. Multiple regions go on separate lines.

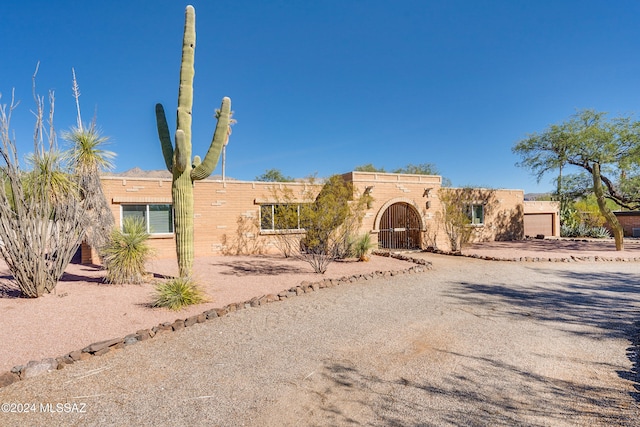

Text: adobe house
xmin=81 ymin=170 xmax=557 ymax=263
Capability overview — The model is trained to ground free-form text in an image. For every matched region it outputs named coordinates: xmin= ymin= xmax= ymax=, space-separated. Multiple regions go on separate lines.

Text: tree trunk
xmin=592 ymin=163 xmax=624 ymax=251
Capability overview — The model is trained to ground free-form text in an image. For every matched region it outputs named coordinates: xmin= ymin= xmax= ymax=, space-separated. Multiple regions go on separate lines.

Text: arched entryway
xmin=378 ymin=202 xmax=422 ymax=250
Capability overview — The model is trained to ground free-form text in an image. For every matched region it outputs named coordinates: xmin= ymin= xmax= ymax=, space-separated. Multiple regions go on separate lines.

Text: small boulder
xmin=23 ymin=358 xmax=58 ymax=379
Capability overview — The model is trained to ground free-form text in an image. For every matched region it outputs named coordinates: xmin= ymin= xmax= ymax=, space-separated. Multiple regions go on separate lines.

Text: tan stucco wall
xmin=99 ymin=176 xmax=323 ymax=261
xmin=344 ymin=171 xmax=525 ymax=251
xmin=90 ymin=172 xmax=528 ymax=262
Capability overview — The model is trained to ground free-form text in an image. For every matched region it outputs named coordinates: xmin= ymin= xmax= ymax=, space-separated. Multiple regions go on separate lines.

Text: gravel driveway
xmin=0 ymin=253 xmax=638 ymax=426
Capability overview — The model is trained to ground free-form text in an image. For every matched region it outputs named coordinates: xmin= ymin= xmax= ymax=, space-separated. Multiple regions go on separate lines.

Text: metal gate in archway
xmin=378 ymin=202 xmax=421 ymax=250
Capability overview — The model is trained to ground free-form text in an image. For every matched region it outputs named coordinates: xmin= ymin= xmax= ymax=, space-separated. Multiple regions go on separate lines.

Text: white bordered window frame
xmin=120 ymin=204 xmax=174 ymax=235
xmin=259 ymin=203 xmax=306 ymax=232
xmin=465 ymin=203 xmax=485 ymax=226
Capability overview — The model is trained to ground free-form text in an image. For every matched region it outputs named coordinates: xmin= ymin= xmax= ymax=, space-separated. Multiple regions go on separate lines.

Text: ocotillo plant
xmin=155 ymin=5 xmax=232 ymax=277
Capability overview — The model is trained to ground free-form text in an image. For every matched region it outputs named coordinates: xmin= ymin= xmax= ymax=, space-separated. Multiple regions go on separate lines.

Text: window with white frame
xmin=121 ymin=204 xmax=174 ymax=234
xmin=466 ymin=204 xmax=484 ymax=225
xmin=260 ymin=204 xmax=304 ymax=231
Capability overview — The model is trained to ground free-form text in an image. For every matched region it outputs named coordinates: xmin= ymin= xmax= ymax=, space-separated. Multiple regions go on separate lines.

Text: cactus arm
xmin=155 ymin=103 xmax=174 ymax=171
xmin=191 ymin=97 xmax=231 ymax=181
xmin=193 ymin=155 xmax=201 ymax=168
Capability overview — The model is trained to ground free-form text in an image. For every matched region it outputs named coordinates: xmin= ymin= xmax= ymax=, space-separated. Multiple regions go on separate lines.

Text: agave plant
xmin=588 ymin=226 xmax=612 ymax=239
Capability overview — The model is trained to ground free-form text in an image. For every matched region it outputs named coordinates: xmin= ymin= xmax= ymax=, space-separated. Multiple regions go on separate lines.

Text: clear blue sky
xmin=1 ymin=1 xmax=639 ymax=193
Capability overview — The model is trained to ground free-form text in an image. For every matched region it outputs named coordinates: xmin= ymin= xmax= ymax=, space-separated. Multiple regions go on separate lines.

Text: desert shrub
xmin=561 ymin=223 xmax=611 ymax=239
xmin=560 ymin=224 xmax=576 ymax=237
xmin=437 ymin=187 xmax=497 ymax=252
xmin=102 ymin=217 xmax=152 ymax=284
xmin=353 ymin=233 xmax=374 ymax=261
xmin=588 ymin=226 xmax=611 ymax=239
xmin=561 ymin=223 xmax=588 ymax=237
xmin=152 ymin=277 xmax=207 ymax=310
xmin=221 ymin=214 xmax=266 ymax=255
xmin=299 ymin=175 xmax=369 ymax=273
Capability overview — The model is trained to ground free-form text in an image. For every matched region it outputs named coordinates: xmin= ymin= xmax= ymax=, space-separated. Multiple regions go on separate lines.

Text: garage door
xmin=524 ymin=213 xmax=553 ymax=237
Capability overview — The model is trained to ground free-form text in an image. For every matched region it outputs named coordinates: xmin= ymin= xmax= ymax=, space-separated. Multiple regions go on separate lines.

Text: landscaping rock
xmin=93 ymin=347 xmax=111 ymax=357
xmin=55 ymin=357 xmax=66 ymax=369
xmin=136 ymin=329 xmax=152 ymax=341
xmin=83 ymin=338 xmax=123 ymax=354
xmin=204 ymin=309 xmax=218 ymax=319
xmin=172 ymin=319 xmax=185 ymax=331
xmin=23 ymin=358 xmax=58 ymax=379
xmin=68 ymin=350 xmax=83 ymax=362
xmin=0 ymin=371 xmax=20 ymax=387
xmin=124 ymin=336 xmax=139 ymax=346
xmin=266 ymin=294 xmax=279 ymax=302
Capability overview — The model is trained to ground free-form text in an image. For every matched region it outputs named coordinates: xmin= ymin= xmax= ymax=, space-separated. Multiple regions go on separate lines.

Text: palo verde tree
xmin=513 ymin=109 xmax=640 ymax=251
xmin=156 ymin=5 xmax=233 ymax=277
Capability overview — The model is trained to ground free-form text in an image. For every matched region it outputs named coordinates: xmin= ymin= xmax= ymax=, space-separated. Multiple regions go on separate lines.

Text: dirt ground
xmin=1 ymin=238 xmax=639 ymax=374
xmin=0 ymin=254 xmax=413 ymax=373
xmin=0 ymin=245 xmax=638 ymax=426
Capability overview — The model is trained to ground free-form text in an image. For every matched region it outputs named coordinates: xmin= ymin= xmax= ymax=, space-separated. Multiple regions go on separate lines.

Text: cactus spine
xmin=155 ymin=5 xmax=231 ymax=278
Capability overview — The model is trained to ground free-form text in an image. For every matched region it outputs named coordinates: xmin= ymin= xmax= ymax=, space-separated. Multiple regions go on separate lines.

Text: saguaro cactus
xmin=155 ymin=5 xmax=232 ymax=277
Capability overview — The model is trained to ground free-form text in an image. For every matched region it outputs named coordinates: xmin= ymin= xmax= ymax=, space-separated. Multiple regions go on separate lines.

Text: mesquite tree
xmin=0 ymin=87 xmax=86 ymax=297
xmin=513 ymin=110 xmax=640 ymax=251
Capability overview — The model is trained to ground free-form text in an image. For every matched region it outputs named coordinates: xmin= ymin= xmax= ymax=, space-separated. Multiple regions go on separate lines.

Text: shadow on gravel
xmin=451 ymin=269 xmax=640 ymax=339
xmin=450 ymin=268 xmax=640 ymax=404
xmin=622 ymin=322 xmax=640 ymax=403
xmin=212 ymin=259 xmax=309 ymax=276
xmin=0 ymin=280 xmax=21 ymax=298
xmin=313 ymin=357 xmax=632 ymax=426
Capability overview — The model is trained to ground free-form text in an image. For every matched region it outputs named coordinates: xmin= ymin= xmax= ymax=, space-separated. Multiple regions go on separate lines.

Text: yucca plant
xmin=353 ymin=233 xmax=374 ymax=261
xmin=152 ymin=277 xmax=208 ymax=311
xmin=63 ymin=124 xmax=116 ymax=254
xmin=102 ymin=217 xmax=152 ymax=284
xmin=23 ymin=150 xmax=78 ymax=205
